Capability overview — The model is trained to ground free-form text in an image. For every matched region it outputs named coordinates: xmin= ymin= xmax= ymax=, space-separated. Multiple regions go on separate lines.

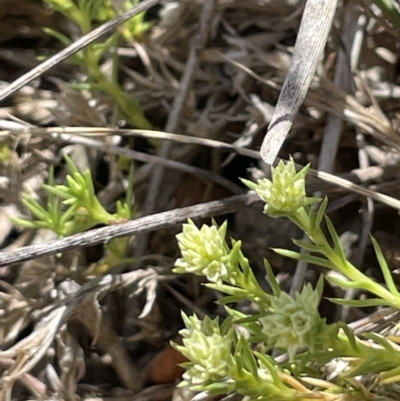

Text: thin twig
xmin=57 ymin=134 xmax=243 ymax=195
xmin=4 ymin=126 xmax=400 ymax=210
xmin=0 ymin=193 xmax=259 ymax=267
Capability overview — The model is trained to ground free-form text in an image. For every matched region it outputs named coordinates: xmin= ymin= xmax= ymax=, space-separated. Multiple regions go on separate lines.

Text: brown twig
xmin=0 ymin=193 xmax=259 ymax=267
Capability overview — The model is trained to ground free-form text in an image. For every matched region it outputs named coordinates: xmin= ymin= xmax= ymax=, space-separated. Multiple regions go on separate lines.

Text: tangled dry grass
xmin=1 ymin=0 xmax=400 ymax=400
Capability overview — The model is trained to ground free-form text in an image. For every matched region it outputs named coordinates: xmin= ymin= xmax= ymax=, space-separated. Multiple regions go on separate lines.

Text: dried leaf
xmin=260 ymin=0 xmax=338 ymax=164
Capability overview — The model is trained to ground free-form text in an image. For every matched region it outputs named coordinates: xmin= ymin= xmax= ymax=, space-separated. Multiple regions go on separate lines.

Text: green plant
xmin=42 ymin=0 xmax=152 ymax=128
xmin=172 ymin=158 xmax=400 ymax=400
xmin=14 ymin=155 xmax=135 ymax=274
xmin=0 ymin=142 xmax=11 ymax=165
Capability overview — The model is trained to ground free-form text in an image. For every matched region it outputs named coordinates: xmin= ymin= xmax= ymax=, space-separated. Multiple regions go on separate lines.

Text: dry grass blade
xmin=260 ymin=0 xmax=338 ymax=164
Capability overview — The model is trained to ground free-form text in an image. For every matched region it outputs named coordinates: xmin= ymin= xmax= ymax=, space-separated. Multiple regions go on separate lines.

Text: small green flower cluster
xmin=248 ymin=159 xmax=400 ymax=309
xmin=174 ymin=220 xmax=231 ymax=283
xmin=173 ymin=314 xmax=300 ymax=400
xmin=173 ymin=220 xmax=327 ymax=399
xmin=243 ymin=157 xmax=318 ymax=217
xmin=259 ymin=283 xmax=323 ymax=361
xmin=173 ymin=157 xmax=400 ymax=400
xmin=174 ymin=314 xmax=234 ymax=390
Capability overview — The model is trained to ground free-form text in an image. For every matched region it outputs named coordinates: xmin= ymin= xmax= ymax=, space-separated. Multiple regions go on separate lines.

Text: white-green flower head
xmin=259 ymin=283 xmax=322 ymax=360
xmin=174 ymin=219 xmax=230 ymax=282
xmin=175 ymin=313 xmax=234 ymax=390
xmin=243 ymin=158 xmax=318 ymax=217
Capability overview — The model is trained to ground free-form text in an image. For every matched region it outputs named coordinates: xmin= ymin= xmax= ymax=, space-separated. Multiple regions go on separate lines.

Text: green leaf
xmin=372 ymin=0 xmax=400 ymax=35
xmin=62 ymin=197 xmax=78 ymax=206
xmin=237 ymin=246 xmax=251 ymax=279
xmin=308 ymin=206 xmax=315 ymax=232
xmin=224 ymin=305 xmax=247 ymax=320
xmin=339 ymin=322 xmax=358 ymax=352
xmin=43 ymin=184 xmax=72 ymax=199
xmin=40 ymin=27 xmax=84 ymax=64
xmin=264 ymin=259 xmax=281 ymax=296
xmin=66 ymin=175 xmax=83 ymax=196
xmin=64 ymin=154 xmax=79 ymax=174
xmin=126 ymin=164 xmax=135 ymax=216
xmin=220 ymin=316 xmax=234 ymax=335
xmin=236 ymin=337 xmax=258 ymax=375
xmin=328 ymin=297 xmax=391 ymax=307
xmin=83 ymin=170 xmax=96 ymax=198
xmin=273 ymin=248 xmax=336 ymax=269
xmin=233 ymin=315 xmax=262 ymax=325
xmin=240 ymin=178 xmax=258 ymax=191
xmin=11 ymin=217 xmax=38 ymax=229
xmin=215 ymin=295 xmax=251 ymax=304
xmin=206 ymin=283 xmax=248 ymax=297
xmin=292 ymin=239 xmax=326 ymax=254
xmin=325 ymin=215 xmax=347 ymax=262
xmin=202 ymin=381 xmax=231 ymax=394
xmin=344 ymin=358 xmax=396 ymax=377
xmin=33 ymin=220 xmax=55 ymax=230
xmin=379 ymin=365 xmax=400 ymax=382
xmin=116 ymin=201 xmax=130 ymax=219
xmin=47 ymin=202 xmax=61 ymax=223
xmin=253 ymin=352 xmax=281 ymax=385
xmin=91 ymin=35 xmax=115 ymax=63
xmin=59 ymin=204 xmax=79 ymax=226
xmin=315 ymin=275 xmax=324 ymax=299
xmin=43 ymin=27 xmax=73 ymax=47
xmin=371 ymin=235 xmax=399 ymax=296
xmin=22 ymin=198 xmax=51 ymax=222
xmin=362 ymin=333 xmax=398 ymax=353
xmin=313 ymin=197 xmax=328 ymax=231
xmin=325 ymin=275 xmax=373 ymax=291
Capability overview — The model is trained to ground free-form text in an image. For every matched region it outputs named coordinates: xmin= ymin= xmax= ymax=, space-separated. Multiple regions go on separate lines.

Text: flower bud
xmin=259 ymin=284 xmax=322 ymax=360
xmin=174 ymin=220 xmax=230 ymax=283
xmin=243 ymin=158 xmax=319 ymax=217
xmin=173 ymin=314 xmax=234 ymax=390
